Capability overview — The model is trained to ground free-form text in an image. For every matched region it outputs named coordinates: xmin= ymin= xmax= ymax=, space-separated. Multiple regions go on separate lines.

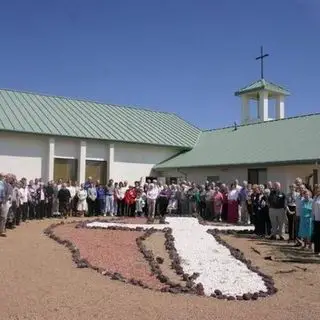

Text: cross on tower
xmin=255 ymin=46 xmax=269 ymax=79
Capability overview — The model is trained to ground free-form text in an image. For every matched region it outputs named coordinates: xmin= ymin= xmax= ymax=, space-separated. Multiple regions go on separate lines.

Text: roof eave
xmin=154 ymin=158 xmax=320 ymax=170
xmin=235 ymin=87 xmax=290 ymax=96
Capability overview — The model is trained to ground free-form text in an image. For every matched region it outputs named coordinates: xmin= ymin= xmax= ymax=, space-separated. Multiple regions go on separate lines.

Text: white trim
xmin=86 ymin=157 xmax=107 ymax=162
xmin=54 ymin=156 xmax=77 ymax=160
xmin=48 ymin=138 xmax=55 ymax=181
xmin=79 ymin=141 xmax=87 ymax=184
xmin=107 ymin=143 xmax=115 ymax=181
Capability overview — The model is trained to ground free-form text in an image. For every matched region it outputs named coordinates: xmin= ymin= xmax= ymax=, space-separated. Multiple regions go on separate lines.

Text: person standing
xmin=294 ymin=185 xmax=305 ymax=247
xmin=113 ymin=182 xmax=119 ymax=216
xmin=158 ymin=185 xmax=170 ymax=217
xmin=205 ymin=185 xmax=214 ymax=220
xmin=212 ymin=187 xmax=223 ymax=222
xmin=20 ymin=181 xmax=29 ymax=222
xmin=97 ymin=183 xmax=106 ymax=216
xmin=77 ymin=184 xmax=88 ymax=217
xmin=105 ymin=180 xmax=114 ymax=216
xmin=35 ymin=183 xmax=46 ymax=219
xmin=239 ymin=181 xmax=250 ymax=224
xmin=312 ymin=185 xmax=320 ymax=255
xmin=268 ymin=182 xmax=286 ymax=240
xmin=87 ymin=183 xmax=97 ymax=217
xmin=198 ymin=185 xmax=207 ymax=218
xmin=179 ymin=183 xmax=189 ymax=215
xmin=57 ymin=183 xmax=71 ymax=219
xmin=45 ymin=181 xmax=54 ymax=218
xmin=186 ymin=183 xmax=199 ymax=215
xmin=11 ymin=181 xmax=22 ymax=226
xmin=0 ymin=173 xmax=10 ymax=237
xmin=147 ymin=183 xmax=158 ymax=221
xmin=117 ymin=182 xmax=126 ymax=216
xmin=227 ymin=183 xmax=239 ymax=224
xmin=67 ymin=181 xmax=76 ymax=217
xmin=298 ymin=189 xmax=313 ymax=249
xmin=135 ymin=189 xmax=145 ymax=217
xmin=27 ymin=180 xmax=36 ymax=220
xmin=286 ymin=184 xmax=299 ymax=242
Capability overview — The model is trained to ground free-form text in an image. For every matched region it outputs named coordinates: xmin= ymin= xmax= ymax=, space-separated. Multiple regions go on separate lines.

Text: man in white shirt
xmin=67 ymin=182 xmax=76 ymax=216
xmin=147 ymin=183 xmax=159 ymax=220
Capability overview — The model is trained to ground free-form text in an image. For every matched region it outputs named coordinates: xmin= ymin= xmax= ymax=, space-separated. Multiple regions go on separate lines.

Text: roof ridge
xmin=0 ymin=87 xmax=176 ymax=116
xmin=202 ymin=113 xmax=320 ymax=133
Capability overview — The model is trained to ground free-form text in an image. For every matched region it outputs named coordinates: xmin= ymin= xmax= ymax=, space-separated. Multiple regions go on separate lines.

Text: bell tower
xmin=234 ymin=46 xmax=290 ymax=125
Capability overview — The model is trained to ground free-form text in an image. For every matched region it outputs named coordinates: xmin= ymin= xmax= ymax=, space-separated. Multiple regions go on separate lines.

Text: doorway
xmin=85 ymin=160 xmax=107 ymax=185
xmin=54 ymin=158 xmax=78 ymax=182
xmin=248 ymin=168 xmax=267 ymax=185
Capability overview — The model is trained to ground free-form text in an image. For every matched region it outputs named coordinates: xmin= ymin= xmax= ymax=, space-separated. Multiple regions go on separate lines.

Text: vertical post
xmin=275 ymin=95 xmax=285 ymax=119
xmin=79 ymin=140 xmax=86 ymax=184
xmin=48 ymin=138 xmax=55 ymax=182
xmin=241 ymin=95 xmax=250 ymax=124
xmin=107 ymin=143 xmax=115 ymax=181
xmin=259 ymin=90 xmax=269 ymax=121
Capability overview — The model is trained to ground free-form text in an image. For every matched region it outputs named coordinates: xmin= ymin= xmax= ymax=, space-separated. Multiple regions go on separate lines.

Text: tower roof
xmin=234 ymin=79 xmax=290 ymax=97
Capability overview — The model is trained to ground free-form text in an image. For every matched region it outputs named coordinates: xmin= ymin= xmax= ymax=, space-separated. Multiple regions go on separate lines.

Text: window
xmin=165 ymin=177 xmax=177 ymax=185
xmin=85 ymin=160 xmax=107 ymax=185
xmin=54 ymin=158 xmax=78 ymax=182
xmin=313 ymin=169 xmax=318 ymax=186
xmin=248 ymin=168 xmax=267 ymax=185
xmin=207 ymin=176 xmax=220 ymax=183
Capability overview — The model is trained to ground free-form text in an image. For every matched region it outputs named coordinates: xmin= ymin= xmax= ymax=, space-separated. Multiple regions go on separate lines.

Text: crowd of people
xmin=0 ymin=173 xmax=319 ymax=255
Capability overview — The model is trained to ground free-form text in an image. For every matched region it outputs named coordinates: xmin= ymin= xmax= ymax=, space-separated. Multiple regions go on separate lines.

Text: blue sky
xmin=0 ymin=0 xmax=319 ymax=129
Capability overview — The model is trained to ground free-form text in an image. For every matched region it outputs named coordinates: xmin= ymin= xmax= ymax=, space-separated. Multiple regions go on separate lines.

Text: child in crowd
xmin=135 ymin=189 xmax=145 ymax=217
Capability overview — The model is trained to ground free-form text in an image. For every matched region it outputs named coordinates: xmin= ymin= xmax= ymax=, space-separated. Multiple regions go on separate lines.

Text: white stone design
xmin=86 ymin=217 xmax=266 ymax=296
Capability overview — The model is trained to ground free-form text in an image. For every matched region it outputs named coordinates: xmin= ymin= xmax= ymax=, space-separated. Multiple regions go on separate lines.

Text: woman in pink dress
xmin=227 ymin=183 xmax=239 ymax=223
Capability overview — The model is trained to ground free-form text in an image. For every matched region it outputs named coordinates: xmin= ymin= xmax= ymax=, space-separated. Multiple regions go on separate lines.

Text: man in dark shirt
xmin=268 ymin=182 xmax=286 ymax=240
xmin=57 ymin=183 xmax=71 ymax=219
xmin=45 ymin=181 xmax=55 ymax=218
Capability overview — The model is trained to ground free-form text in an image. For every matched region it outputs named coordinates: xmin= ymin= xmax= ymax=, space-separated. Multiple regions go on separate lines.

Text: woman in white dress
xmin=77 ymin=184 xmax=87 ymax=217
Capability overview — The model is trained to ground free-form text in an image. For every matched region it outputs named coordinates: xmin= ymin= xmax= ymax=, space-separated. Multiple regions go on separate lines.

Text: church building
xmin=0 ymin=77 xmax=319 ymax=191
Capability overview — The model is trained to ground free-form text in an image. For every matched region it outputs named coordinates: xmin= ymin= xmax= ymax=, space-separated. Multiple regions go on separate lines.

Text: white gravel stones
xmin=86 ymin=217 xmax=266 ymax=296
xmin=166 ymin=217 xmax=266 ymax=296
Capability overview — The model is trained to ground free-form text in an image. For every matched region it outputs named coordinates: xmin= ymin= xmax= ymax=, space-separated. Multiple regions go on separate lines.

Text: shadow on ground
xmin=232 ymin=233 xmax=320 ymax=264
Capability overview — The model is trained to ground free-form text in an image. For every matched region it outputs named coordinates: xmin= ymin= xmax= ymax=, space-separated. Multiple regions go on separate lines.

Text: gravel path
xmin=0 ymin=218 xmax=319 ymax=320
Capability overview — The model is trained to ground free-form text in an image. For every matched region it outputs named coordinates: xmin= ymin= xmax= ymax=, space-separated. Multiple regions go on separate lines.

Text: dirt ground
xmin=144 ymin=231 xmax=186 ymax=285
xmin=0 ymin=218 xmax=320 ymax=320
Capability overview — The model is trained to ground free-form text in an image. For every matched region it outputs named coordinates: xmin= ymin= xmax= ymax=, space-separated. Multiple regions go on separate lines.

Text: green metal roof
xmin=234 ymin=79 xmax=290 ymax=96
xmin=0 ymin=89 xmax=200 ymax=148
xmin=155 ymin=113 xmax=320 ymax=169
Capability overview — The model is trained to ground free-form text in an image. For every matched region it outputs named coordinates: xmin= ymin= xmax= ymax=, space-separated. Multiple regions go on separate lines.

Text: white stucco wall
xmin=0 ymin=132 xmax=182 ymax=184
xmin=112 ymin=143 xmax=181 ymax=184
xmin=0 ymin=132 xmax=48 ymax=181
xmin=1 ymin=131 xmax=317 ymax=189
xmin=55 ymin=138 xmax=79 ymax=159
xmin=157 ymin=167 xmax=247 ymax=185
xmin=158 ymin=164 xmax=318 ymax=192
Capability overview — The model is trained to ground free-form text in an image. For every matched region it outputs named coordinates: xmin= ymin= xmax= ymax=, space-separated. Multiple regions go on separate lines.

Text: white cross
xmin=86 ymin=217 xmax=266 ymax=296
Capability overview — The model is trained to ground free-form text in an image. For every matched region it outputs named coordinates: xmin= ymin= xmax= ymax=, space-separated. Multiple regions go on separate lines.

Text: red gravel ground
xmin=54 ymin=223 xmax=164 ymax=289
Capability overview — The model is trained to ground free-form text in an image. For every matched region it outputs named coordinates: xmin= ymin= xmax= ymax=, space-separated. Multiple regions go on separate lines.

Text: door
xmin=85 ymin=160 xmax=107 ymax=185
xmin=54 ymin=158 xmax=78 ymax=182
xmin=248 ymin=168 xmax=267 ymax=185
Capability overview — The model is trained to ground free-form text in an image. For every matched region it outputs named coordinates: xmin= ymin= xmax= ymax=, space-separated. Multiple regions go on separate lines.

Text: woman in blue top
xmin=298 ymin=189 xmax=313 ymax=249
